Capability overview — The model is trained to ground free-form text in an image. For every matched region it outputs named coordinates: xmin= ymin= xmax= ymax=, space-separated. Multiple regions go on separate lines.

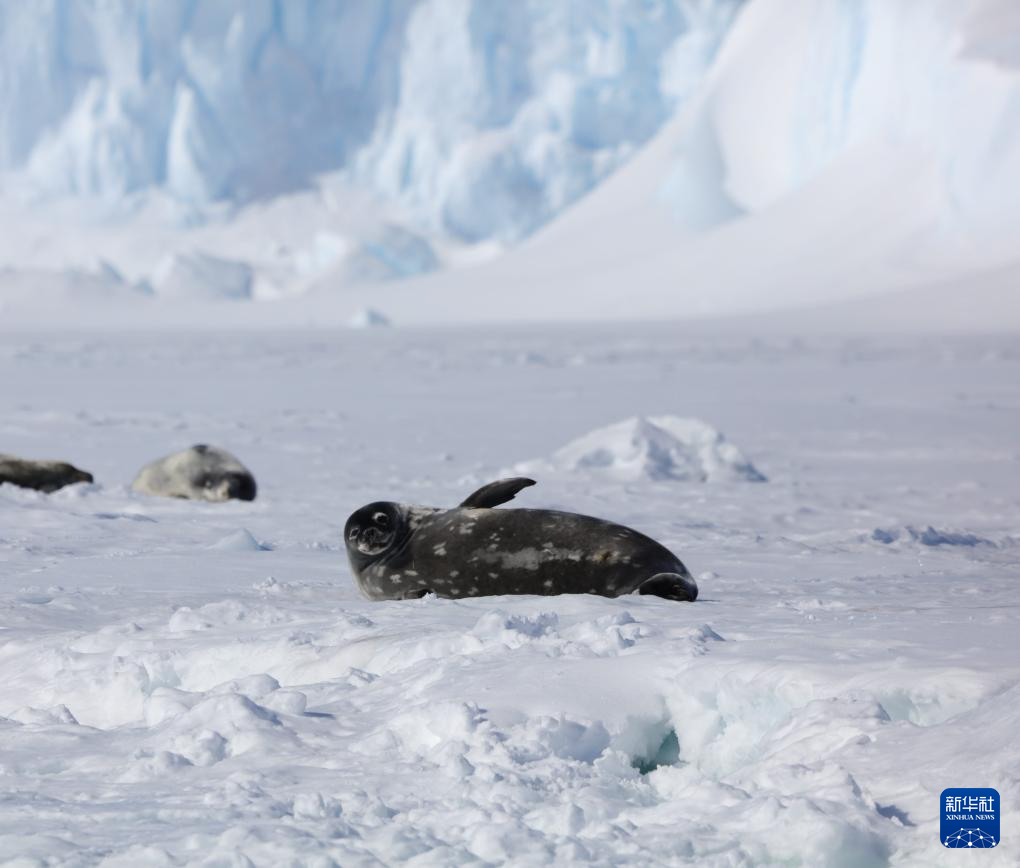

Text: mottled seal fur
xmin=344 ymin=478 xmax=697 ymax=602
xmin=0 ymin=454 xmax=93 ymax=493
xmin=132 ymin=445 xmax=256 ymax=502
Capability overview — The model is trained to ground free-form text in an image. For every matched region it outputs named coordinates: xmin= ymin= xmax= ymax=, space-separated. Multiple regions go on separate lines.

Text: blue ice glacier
xmin=0 ymin=0 xmax=742 ymax=240
xmin=0 ymin=0 xmax=1017 ymax=251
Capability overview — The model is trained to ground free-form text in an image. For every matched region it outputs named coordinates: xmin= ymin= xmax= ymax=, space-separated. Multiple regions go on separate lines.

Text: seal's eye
xmin=373 ymin=512 xmax=390 ymax=528
xmin=348 ymin=527 xmax=360 ymax=540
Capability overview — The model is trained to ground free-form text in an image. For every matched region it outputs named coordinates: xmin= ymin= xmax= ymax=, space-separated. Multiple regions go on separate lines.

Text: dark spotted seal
xmin=0 ymin=454 xmax=93 ymax=492
xmin=132 ymin=445 xmax=256 ymax=502
xmin=344 ymin=478 xmax=697 ymax=602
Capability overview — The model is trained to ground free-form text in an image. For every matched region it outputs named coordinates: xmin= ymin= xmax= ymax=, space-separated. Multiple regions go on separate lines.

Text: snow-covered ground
xmin=1 ymin=326 xmax=1018 ymax=865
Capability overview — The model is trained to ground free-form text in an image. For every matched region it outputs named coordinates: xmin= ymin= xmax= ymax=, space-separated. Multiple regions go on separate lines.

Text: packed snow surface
xmin=515 ymin=415 xmax=766 ymax=482
xmin=0 ymin=326 xmax=1018 ymax=865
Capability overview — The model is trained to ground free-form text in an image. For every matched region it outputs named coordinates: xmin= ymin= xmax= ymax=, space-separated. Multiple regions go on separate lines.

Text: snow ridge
xmin=516 ymin=415 xmax=766 ymax=483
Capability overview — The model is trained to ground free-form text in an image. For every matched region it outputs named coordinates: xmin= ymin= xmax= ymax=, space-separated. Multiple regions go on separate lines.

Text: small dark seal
xmin=0 ymin=454 xmax=94 ymax=493
xmin=132 ymin=445 xmax=256 ymax=502
xmin=344 ymin=478 xmax=697 ymax=602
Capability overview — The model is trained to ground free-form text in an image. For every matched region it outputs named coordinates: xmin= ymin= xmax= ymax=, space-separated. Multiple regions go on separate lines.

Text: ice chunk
xmin=344 ymin=225 xmax=439 ymax=283
xmin=348 ymin=308 xmax=392 ymax=329
xmin=151 ymin=252 xmax=253 ymax=301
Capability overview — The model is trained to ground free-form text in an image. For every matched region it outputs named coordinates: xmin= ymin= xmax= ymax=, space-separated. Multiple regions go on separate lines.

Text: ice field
xmin=1 ymin=326 xmax=1018 ymax=866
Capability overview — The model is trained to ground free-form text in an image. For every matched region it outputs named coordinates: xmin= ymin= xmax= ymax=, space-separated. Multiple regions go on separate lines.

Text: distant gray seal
xmin=132 ymin=445 xmax=256 ymax=502
xmin=344 ymin=478 xmax=697 ymax=602
xmin=0 ymin=454 xmax=93 ymax=492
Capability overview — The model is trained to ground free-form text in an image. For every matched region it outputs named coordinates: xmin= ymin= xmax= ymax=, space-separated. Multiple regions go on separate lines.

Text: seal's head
xmin=344 ymin=501 xmax=407 ymax=570
xmin=188 ymin=445 xmax=256 ymax=502
xmin=63 ymin=464 xmax=95 ymax=486
xmin=198 ymin=469 xmax=256 ymax=502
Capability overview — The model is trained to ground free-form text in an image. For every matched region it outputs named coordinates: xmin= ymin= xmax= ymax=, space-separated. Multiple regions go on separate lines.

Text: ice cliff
xmin=0 ymin=0 xmax=740 ymax=241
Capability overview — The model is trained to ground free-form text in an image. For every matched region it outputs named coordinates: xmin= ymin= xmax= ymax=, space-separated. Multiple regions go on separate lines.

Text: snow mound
xmin=516 ymin=416 xmax=766 ymax=482
xmin=208 ymin=529 xmax=268 ymax=552
xmin=349 ymin=308 xmax=392 ymax=329
xmin=151 ymin=252 xmax=253 ymax=301
xmin=297 ymin=225 xmax=438 ymax=285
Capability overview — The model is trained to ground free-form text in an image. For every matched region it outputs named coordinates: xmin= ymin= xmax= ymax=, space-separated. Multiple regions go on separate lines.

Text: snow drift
xmin=515 ymin=416 xmax=766 ymax=482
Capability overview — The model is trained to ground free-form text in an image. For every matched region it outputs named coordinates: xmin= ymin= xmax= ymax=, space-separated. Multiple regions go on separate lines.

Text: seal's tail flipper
xmin=638 ymin=572 xmax=698 ymax=602
xmin=460 ymin=477 xmax=536 ymax=509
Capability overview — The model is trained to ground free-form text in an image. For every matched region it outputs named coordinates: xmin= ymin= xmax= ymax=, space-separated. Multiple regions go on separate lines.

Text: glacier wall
xmin=0 ymin=0 xmax=741 ymax=241
xmin=357 ymin=0 xmax=741 ymax=241
xmin=1 ymin=1 xmax=415 ymax=203
xmin=0 ymin=0 xmax=1017 ymax=263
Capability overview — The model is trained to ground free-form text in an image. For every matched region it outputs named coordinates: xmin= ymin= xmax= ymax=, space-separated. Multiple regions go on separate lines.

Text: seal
xmin=0 ymin=454 xmax=93 ymax=493
xmin=344 ymin=478 xmax=697 ymax=602
xmin=132 ymin=445 xmax=257 ymax=502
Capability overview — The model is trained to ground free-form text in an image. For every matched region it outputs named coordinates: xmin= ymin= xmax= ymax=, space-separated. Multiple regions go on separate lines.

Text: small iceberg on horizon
xmin=348 ymin=307 xmax=392 ymax=329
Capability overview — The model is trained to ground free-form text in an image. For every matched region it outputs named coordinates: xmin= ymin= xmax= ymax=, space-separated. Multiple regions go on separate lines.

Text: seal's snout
xmin=638 ymin=572 xmax=699 ymax=602
xmin=345 ymin=502 xmax=402 ymax=561
xmin=356 ymin=523 xmax=394 ymax=554
xmin=226 ymin=473 xmax=256 ymax=501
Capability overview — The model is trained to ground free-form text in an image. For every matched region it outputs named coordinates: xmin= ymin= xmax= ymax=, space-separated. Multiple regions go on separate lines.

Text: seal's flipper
xmin=460 ymin=477 xmax=536 ymax=509
xmin=638 ymin=572 xmax=698 ymax=602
